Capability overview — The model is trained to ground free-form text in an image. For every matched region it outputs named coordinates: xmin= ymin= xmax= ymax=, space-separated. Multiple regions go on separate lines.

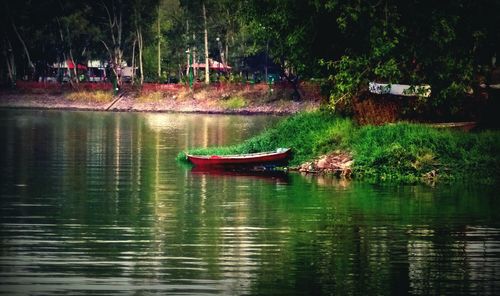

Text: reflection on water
xmin=0 ymin=110 xmax=499 ymax=295
xmin=190 ymin=167 xmax=290 ymax=185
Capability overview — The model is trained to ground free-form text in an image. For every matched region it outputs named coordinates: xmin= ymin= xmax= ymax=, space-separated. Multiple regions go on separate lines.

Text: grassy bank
xmin=179 ymin=111 xmax=500 ymax=184
xmin=352 ymin=123 xmax=500 ymax=183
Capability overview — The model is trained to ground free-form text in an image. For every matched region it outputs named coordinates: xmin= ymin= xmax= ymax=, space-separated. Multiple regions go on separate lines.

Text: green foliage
xmin=351 ymin=123 xmax=500 ymax=183
xmin=319 ymin=0 xmax=498 ymax=114
xmin=322 ymin=56 xmax=369 ymax=109
xmin=184 ymin=112 xmax=500 ymax=184
xmin=238 ymin=112 xmax=355 ymax=165
xmin=143 ymin=46 xmax=158 ymax=81
xmin=3 ymin=0 xmax=498 ymax=119
xmin=241 ymin=0 xmax=318 ymax=76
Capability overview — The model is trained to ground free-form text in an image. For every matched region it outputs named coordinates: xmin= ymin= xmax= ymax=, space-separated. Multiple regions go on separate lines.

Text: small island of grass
xmin=179 ymin=111 xmax=500 ymax=184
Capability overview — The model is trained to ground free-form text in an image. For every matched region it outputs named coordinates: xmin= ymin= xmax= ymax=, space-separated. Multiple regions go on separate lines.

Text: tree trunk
xmin=185 ymin=19 xmax=189 ymax=78
xmin=4 ymin=55 xmax=13 ymax=85
xmin=157 ymin=4 xmax=161 ymax=79
xmin=117 ymin=4 xmax=123 ymax=86
xmin=225 ymin=34 xmax=229 ymax=67
xmin=57 ymin=15 xmax=79 ymax=86
xmin=179 ymin=62 xmax=182 ymax=81
xmin=186 ymin=48 xmax=190 ymax=77
xmin=137 ymin=28 xmax=144 ymax=85
xmin=178 ymin=49 xmax=183 ymax=81
xmin=202 ymin=2 xmax=209 ymax=85
xmin=225 ymin=8 xmax=230 ymax=68
xmin=264 ymin=40 xmax=269 ymax=83
xmin=283 ymin=71 xmax=303 ymax=101
xmin=3 ymin=37 xmax=16 ymax=87
xmin=68 ymin=53 xmax=79 ymax=85
xmin=102 ymin=1 xmax=124 ymax=87
xmin=131 ymin=38 xmax=136 ymax=83
xmin=11 ymin=21 xmax=34 ymax=74
xmin=193 ymin=48 xmax=197 ymax=76
xmin=56 ymin=18 xmax=72 ymax=86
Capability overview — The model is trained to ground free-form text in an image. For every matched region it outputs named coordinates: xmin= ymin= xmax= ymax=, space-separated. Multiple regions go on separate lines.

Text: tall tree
xmin=157 ymin=3 xmax=161 ymax=78
xmin=202 ymin=2 xmax=209 ymax=84
xmin=99 ymin=0 xmax=127 ymax=85
xmin=56 ymin=2 xmax=99 ymax=85
xmin=240 ymin=0 xmax=320 ymax=99
xmin=151 ymin=0 xmax=182 ymax=81
xmin=1 ymin=35 xmax=16 ymax=86
xmin=320 ymin=0 xmax=500 ymax=113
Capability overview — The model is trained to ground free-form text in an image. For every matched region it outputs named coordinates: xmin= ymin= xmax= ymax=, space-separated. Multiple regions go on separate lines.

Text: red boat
xmin=186 ymin=148 xmax=291 ymax=167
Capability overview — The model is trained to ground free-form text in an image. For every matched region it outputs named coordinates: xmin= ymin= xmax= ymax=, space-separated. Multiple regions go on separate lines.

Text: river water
xmin=0 ymin=110 xmax=499 ymax=295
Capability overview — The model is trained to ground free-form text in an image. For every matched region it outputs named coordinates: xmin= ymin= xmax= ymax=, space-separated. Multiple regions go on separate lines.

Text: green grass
xmin=177 ymin=111 xmax=356 ymax=166
xmin=179 ymin=111 xmax=500 ymax=184
xmin=220 ymin=96 xmax=247 ymax=109
xmin=352 ymin=124 xmax=500 ymax=183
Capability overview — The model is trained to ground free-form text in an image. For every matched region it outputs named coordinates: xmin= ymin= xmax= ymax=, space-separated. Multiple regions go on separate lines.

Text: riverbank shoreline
xmin=0 ymin=83 xmax=322 ymax=115
xmin=0 ymin=93 xmax=320 ymax=115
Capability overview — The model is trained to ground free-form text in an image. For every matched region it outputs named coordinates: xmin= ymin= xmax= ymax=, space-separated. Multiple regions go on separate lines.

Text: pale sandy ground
xmin=0 ymin=92 xmax=321 ymax=114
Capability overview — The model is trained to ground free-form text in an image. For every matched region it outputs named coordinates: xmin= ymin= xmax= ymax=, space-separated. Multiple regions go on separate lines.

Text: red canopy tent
xmin=66 ymin=60 xmax=87 ymax=70
xmin=191 ymin=58 xmax=231 ymax=71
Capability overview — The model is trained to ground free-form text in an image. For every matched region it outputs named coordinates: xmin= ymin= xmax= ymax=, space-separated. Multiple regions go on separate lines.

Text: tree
xmin=98 ymin=0 xmax=127 ymax=86
xmin=151 ymin=0 xmax=182 ymax=81
xmin=131 ymin=0 xmax=145 ymax=84
xmin=320 ymin=0 xmax=500 ymax=114
xmin=55 ymin=2 xmax=100 ymax=85
xmin=1 ymin=34 xmax=16 ymax=87
xmin=240 ymin=0 xmax=324 ymax=99
xmin=202 ymin=2 xmax=209 ymax=84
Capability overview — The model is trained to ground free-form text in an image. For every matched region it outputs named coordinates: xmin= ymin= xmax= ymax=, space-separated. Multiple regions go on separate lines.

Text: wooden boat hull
xmin=427 ymin=121 xmax=477 ymax=132
xmin=186 ymin=148 xmax=291 ymax=167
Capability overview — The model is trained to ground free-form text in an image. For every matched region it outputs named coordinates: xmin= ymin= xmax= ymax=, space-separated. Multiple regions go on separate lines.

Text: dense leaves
xmin=1 ymin=0 xmax=498 ymax=112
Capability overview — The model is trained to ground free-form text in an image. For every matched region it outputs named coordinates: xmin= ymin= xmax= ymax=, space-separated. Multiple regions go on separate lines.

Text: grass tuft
xmin=220 ymin=96 xmax=247 ymax=109
xmin=67 ymin=90 xmax=113 ymax=103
